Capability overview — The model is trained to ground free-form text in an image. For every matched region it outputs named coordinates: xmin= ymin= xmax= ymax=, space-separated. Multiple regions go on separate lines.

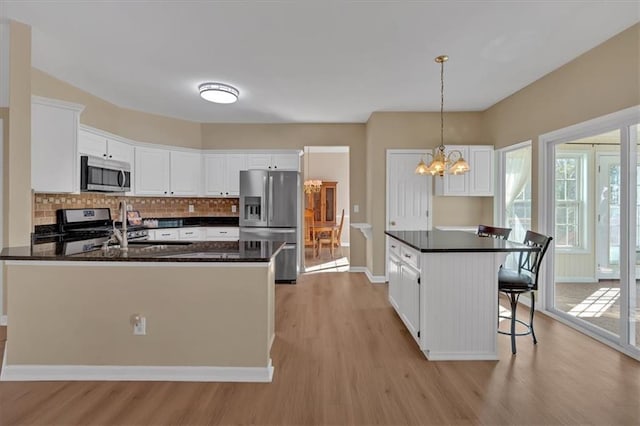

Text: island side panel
xmin=6 ymin=262 xmax=273 ymax=368
xmin=420 ymin=251 xmax=506 ymax=360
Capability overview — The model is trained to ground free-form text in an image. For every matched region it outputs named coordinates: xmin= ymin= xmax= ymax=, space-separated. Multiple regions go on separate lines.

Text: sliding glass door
xmin=543 ymin=110 xmax=639 ymax=358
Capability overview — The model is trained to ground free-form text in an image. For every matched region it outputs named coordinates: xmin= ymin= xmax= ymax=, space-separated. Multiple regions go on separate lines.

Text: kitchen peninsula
xmin=385 ymin=230 xmax=538 ymax=360
xmin=0 ymin=240 xmax=283 ymax=382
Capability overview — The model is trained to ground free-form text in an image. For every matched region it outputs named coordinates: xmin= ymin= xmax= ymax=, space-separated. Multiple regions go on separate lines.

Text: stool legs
xmin=508 ymin=292 xmax=519 ymax=355
xmin=530 ymin=292 xmax=537 ymax=345
xmin=499 ymin=290 xmax=537 ymax=355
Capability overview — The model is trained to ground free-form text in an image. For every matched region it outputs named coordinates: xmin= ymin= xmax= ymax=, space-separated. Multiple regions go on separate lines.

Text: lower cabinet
xmin=387 ymin=238 xmax=421 ymax=343
xmin=148 ymin=229 xmax=179 ymax=241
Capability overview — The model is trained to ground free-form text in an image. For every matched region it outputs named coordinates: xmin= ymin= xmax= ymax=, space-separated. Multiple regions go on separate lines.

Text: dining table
xmin=313 ymin=221 xmax=339 ymax=257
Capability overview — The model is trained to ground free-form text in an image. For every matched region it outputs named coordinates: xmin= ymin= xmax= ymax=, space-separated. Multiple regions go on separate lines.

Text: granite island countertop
xmin=385 ymin=229 xmax=538 ymax=253
xmin=0 ymin=239 xmax=284 ymax=263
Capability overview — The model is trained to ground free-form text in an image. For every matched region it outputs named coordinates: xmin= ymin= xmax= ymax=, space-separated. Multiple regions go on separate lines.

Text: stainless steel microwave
xmin=80 ymin=155 xmax=131 ymax=192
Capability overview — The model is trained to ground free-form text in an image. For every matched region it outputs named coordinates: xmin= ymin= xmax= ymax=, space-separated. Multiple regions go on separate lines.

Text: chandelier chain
xmin=440 ymin=57 xmax=444 ymax=150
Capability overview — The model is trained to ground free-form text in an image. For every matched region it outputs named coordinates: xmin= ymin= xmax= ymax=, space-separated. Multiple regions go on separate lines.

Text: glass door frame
xmin=538 ymin=105 xmax=639 ymax=360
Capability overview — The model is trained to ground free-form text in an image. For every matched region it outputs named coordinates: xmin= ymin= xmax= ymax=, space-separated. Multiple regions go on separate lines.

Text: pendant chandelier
xmin=303 ymin=147 xmax=323 ymax=194
xmin=415 ymin=55 xmax=470 ymax=177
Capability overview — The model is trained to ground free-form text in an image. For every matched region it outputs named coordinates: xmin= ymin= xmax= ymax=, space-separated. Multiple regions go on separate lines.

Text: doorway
xmin=302 ymin=146 xmax=350 ymax=273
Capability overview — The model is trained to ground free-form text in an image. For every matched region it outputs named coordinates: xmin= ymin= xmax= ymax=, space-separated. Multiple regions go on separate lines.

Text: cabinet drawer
xmin=206 ymin=227 xmax=239 ymax=241
xmin=389 ymin=239 xmax=401 ymax=257
xmin=400 ymin=245 xmax=419 ymax=269
xmin=179 ymin=228 xmax=204 ymax=240
xmin=153 ymin=229 xmax=179 ymax=240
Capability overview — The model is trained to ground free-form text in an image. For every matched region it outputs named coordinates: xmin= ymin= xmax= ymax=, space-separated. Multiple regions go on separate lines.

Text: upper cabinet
xmin=135 ymin=147 xmax=201 ymax=196
xmin=170 ymin=151 xmax=202 ymax=196
xmin=247 ymin=153 xmax=300 ymax=171
xmin=204 ymin=153 xmax=247 ymax=196
xmin=31 ymin=96 xmax=84 ymax=193
xmin=435 ymin=145 xmax=494 ymax=197
xmin=78 ymin=128 xmax=133 ymax=164
xmin=135 ymin=147 xmax=171 ymax=196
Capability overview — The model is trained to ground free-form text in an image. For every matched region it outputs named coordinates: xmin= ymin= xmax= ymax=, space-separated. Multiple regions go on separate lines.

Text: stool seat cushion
xmin=499 ymin=268 xmax=534 ymax=290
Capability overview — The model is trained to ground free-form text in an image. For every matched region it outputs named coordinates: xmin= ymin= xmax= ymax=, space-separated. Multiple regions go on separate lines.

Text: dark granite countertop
xmin=385 ymin=230 xmax=538 ymax=253
xmin=0 ymin=240 xmax=284 ymax=263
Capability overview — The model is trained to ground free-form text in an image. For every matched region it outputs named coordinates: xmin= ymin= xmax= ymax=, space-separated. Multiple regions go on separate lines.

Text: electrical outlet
xmin=353 ymin=204 xmax=359 ymax=213
xmin=232 ymin=205 xmax=237 ymax=213
xmin=133 ymin=315 xmax=146 ymax=335
xmin=188 ymin=204 xmax=195 ymax=213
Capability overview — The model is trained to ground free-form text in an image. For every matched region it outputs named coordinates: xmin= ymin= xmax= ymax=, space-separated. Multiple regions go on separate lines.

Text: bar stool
xmin=498 ymin=230 xmax=553 ymax=354
xmin=477 ymin=224 xmax=512 ymax=240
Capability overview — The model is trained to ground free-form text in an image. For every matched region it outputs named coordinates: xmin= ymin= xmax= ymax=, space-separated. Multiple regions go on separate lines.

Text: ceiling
xmin=2 ymin=1 xmax=639 ymax=124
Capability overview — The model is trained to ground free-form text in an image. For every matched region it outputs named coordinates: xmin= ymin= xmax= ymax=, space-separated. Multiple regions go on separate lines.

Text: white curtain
xmin=505 ymin=146 xmax=531 ymax=208
xmin=504 ymin=146 xmax=531 ymax=245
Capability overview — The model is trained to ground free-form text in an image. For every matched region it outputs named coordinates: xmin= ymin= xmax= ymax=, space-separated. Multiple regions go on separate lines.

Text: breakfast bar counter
xmin=0 ymin=240 xmax=283 ymax=383
xmin=385 ymin=230 xmax=537 ymax=361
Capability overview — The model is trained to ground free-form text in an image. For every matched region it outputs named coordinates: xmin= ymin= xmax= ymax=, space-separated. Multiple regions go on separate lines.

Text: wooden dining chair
xmin=303 ymin=209 xmax=317 ymax=257
xmin=317 ymin=209 xmax=345 ymax=258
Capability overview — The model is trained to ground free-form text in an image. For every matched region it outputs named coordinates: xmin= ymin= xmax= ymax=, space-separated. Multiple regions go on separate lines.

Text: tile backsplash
xmin=33 ymin=193 xmax=239 ymax=226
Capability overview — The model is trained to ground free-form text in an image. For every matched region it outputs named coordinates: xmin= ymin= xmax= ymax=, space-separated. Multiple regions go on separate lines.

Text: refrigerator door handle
xmin=262 ymin=175 xmax=267 ymax=222
xmin=269 ymin=175 xmax=274 ymax=222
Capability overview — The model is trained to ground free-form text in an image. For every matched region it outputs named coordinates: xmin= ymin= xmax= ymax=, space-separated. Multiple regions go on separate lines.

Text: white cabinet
xmin=135 ymin=148 xmax=201 ymax=196
xmin=247 ymin=153 xmax=299 ymax=171
xmin=204 ymin=153 xmax=246 ymax=196
xmin=386 ymin=237 xmax=420 ymax=343
xmin=78 ymin=129 xmax=133 ymax=164
xmin=388 ymin=252 xmax=402 ymax=311
xmin=400 ymin=263 xmax=420 ymax=340
xmin=170 ymin=151 xmax=202 ymax=196
xmin=31 ymin=96 xmax=84 ymax=193
xmin=179 ymin=227 xmax=204 ymax=241
xmin=206 ymin=227 xmax=239 ymax=241
xmin=148 ymin=228 xmax=179 ymax=241
xmin=135 ymin=147 xmax=171 ymax=196
xmin=435 ymin=145 xmax=494 ymax=196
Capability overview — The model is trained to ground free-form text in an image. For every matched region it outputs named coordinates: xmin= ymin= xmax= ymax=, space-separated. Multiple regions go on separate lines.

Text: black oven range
xmin=33 ymin=208 xmax=148 ymax=255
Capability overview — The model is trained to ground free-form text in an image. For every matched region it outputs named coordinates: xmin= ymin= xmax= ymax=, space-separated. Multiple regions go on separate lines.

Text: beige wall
xmin=7 ymin=262 xmax=274 ymax=367
xmin=483 ymin=23 xmax=640 ymax=231
xmin=31 ymin=68 xmax=202 ymax=149
xmin=306 ymin=151 xmax=350 ymax=244
xmin=365 ymin=112 xmax=492 ymax=275
xmin=202 ymin=123 xmax=367 ymax=267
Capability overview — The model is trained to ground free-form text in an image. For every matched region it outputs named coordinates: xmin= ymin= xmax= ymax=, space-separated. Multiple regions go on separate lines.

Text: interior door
xmin=386 ymin=150 xmax=432 ymax=231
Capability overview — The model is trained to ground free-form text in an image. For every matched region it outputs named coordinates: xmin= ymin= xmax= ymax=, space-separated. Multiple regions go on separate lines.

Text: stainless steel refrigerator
xmin=239 ymin=170 xmax=300 ymax=283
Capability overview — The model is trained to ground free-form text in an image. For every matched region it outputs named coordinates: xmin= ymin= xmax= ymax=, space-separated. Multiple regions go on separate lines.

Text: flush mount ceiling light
xmin=415 ymin=55 xmax=470 ymax=177
xmin=198 ymin=82 xmax=239 ymax=104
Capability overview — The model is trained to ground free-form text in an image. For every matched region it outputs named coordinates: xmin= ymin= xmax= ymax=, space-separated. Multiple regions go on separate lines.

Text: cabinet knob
xmin=164 ymin=191 xmax=167 ymax=194
xmin=109 ymin=155 xmax=112 ymax=158
xmin=171 ymin=191 xmax=174 ymax=194
xmin=390 ymin=221 xmax=396 ymax=226
xmin=103 ymin=153 xmax=107 ymax=157
xmin=268 ymin=166 xmax=272 ymax=169
xmin=274 ymin=165 xmax=278 ymax=169
xmin=225 ymin=192 xmax=228 ymax=195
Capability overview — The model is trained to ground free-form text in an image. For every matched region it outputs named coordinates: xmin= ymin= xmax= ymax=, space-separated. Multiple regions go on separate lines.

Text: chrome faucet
xmin=112 ymin=199 xmax=128 ymax=250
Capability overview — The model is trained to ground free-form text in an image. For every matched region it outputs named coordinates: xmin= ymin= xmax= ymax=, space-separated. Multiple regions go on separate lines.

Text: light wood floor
xmin=1 ymin=272 xmax=639 ymax=425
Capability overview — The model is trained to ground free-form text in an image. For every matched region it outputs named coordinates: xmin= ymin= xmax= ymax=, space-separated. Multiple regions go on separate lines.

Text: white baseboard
xmin=424 ymin=350 xmax=498 ymax=361
xmin=349 ymin=266 xmax=386 ymax=283
xmin=555 ymin=276 xmax=598 ymax=283
xmin=0 ymin=351 xmax=274 ymax=383
xmin=0 ymin=315 xmax=6 ymax=326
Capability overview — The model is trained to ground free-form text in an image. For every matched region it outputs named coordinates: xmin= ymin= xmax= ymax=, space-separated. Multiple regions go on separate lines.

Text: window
xmin=555 ymin=153 xmax=585 ymax=250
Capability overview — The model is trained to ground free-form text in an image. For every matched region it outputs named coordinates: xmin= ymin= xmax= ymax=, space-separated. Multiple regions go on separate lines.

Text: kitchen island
xmin=0 ymin=240 xmax=283 ymax=382
xmin=385 ymin=230 xmax=538 ymax=361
